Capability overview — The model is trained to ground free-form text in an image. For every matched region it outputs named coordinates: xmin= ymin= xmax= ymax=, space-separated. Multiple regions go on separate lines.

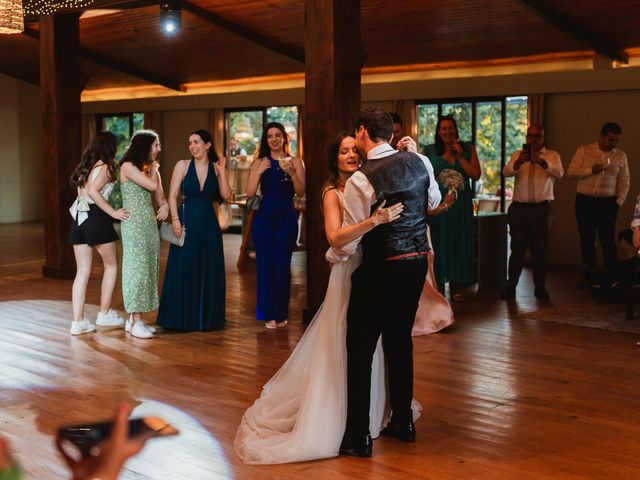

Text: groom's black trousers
xmin=345 ymin=255 xmax=427 ymax=437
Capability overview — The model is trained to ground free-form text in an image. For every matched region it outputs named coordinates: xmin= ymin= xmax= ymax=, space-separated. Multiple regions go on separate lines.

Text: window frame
xmin=223 ymin=105 xmax=300 ymax=157
xmin=95 ymin=112 xmax=138 ymax=138
xmin=415 ymin=95 xmax=527 ymax=212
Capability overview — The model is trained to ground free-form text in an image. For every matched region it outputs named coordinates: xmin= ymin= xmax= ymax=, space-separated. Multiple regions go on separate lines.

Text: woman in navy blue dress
xmin=157 ymin=129 xmax=231 ymax=331
xmin=246 ymin=122 xmax=306 ymax=329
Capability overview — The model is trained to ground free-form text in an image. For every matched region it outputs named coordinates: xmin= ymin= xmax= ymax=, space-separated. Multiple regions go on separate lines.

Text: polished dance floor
xmin=1 ymin=223 xmax=639 ymax=479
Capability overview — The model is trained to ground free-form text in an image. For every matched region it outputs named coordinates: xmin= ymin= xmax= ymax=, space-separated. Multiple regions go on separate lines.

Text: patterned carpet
xmin=519 ymin=301 xmax=640 ymax=334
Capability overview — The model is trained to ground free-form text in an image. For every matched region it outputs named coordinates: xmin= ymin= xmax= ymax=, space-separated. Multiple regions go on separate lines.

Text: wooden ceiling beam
xmin=513 ymin=0 xmax=628 ymax=63
xmin=181 ymin=1 xmax=305 ymax=64
xmin=23 ymin=27 xmax=184 ymax=91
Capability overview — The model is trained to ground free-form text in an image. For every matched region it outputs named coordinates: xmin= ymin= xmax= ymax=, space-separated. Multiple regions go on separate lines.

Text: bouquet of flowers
xmin=436 ymin=169 xmax=465 ymax=198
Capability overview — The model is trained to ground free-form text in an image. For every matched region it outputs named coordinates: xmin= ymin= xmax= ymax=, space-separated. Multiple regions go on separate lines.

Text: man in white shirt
xmin=333 ymin=107 xmax=440 ymax=457
xmin=501 ymin=124 xmax=563 ymax=301
xmin=229 ymin=138 xmax=247 ymax=157
xmin=568 ymin=122 xmax=630 ymax=287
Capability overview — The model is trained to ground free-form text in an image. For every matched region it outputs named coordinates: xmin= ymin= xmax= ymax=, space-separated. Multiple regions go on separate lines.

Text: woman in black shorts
xmin=68 ymin=131 xmax=130 ymax=335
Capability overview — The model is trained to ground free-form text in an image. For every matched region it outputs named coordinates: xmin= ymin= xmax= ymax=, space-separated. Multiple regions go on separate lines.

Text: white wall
xmin=0 ymin=74 xmax=42 ymax=223
xmin=159 ymin=109 xmax=210 ymax=183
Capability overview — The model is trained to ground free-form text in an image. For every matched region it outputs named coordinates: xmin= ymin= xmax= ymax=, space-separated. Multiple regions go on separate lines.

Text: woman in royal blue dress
xmin=157 ymin=129 xmax=231 ymax=331
xmin=246 ymin=122 xmax=305 ymax=329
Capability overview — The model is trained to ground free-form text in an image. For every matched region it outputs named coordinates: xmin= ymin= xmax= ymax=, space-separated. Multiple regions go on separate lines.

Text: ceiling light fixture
xmin=160 ymin=0 xmax=181 ymax=35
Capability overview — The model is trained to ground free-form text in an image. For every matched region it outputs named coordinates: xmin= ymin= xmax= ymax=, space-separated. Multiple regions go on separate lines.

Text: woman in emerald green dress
xmin=425 ymin=116 xmax=481 ymax=301
xmin=120 ymin=130 xmax=169 ymax=339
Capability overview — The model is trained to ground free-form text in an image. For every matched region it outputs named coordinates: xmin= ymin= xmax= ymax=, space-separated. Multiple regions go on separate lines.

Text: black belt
xmin=513 ymin=200 xmax=552 ymax=206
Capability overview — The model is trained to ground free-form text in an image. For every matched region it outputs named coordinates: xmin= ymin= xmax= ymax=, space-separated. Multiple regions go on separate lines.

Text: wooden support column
xmin=303 ymin=0 xmax=362 ymax=322
xmin=40 ymin=14 xmax=85 ymax=278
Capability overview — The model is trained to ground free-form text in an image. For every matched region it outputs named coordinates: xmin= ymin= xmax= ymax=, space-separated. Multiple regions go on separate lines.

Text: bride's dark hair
xmin=325 ymin=131 xmax=359 ymax=192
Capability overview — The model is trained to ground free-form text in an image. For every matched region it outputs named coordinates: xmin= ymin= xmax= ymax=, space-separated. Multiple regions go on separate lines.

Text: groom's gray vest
xmin=360 ymin=150 xmax=430 ymax=262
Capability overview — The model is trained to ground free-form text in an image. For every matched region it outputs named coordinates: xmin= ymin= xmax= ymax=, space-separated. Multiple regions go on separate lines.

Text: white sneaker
xmin=96 ymin=309 xmax=125 ymax=328
xmin=130 ymin=321 xmax=154 ymax=339
xmin=125 ymin=315 xmax=157 ymax=334
xmin=70 ymin=319 xmax=97 ymax=335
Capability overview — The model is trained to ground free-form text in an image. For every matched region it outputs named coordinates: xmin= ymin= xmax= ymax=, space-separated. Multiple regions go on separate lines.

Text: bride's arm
xmin=323 ymin=189 xmax=403 ymax=249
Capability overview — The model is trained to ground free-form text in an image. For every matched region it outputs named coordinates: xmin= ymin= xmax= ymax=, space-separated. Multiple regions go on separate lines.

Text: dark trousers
xmin=506 ymin=201 xmax=553 ymax=289
xmin=575 ymin=194 xmax=619 ymax=270
xmin=344 ymin=256 xmax=427 ymax=437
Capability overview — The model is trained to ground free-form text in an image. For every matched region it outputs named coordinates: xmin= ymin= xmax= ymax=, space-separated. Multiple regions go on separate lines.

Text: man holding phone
xmin=501 ymin=124 xmax=564 ymax=301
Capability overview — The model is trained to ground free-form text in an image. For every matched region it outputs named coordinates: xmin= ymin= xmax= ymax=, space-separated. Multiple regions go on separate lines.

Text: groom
xmin=328 ymin=107 xmax=441 ymax=457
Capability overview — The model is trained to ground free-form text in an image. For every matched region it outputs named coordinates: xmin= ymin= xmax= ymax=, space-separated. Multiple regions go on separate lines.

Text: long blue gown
xmin=157 ymin=160 xmax=226 ymax=330
xmin=252 ymin=155 xmax=299 ymax=322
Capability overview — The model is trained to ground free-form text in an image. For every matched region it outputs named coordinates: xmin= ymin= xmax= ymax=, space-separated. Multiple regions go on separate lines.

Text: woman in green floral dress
xmin=120 ymin=130 xmax=169 ymax=339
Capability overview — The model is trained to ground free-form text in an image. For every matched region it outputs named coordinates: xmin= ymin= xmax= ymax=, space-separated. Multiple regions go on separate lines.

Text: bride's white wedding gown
xmin=235 ymin=244 xmax=422 ymax=464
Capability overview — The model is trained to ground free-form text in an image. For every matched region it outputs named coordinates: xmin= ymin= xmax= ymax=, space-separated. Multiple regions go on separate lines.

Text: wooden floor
xmin=1 ymin=222 xmax=640 ymax=479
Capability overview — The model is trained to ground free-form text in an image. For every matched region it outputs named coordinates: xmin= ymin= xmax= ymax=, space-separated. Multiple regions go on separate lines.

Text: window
xmin=226 ymin=110 xmax=263 ymax=159
xmin=266 ymin=106 xmax=299 ymax=156
xmin=96 ymin=113 xmax=144 ymax=160
xmin=416 ymin=97 xmax=528 ymax=210
xmin=224 ymin=106 xmax=299 ymax=199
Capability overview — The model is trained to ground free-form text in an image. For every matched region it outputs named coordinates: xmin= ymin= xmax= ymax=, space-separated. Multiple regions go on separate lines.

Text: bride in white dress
xmin=235 ymin=132 xmax=418 ymax=464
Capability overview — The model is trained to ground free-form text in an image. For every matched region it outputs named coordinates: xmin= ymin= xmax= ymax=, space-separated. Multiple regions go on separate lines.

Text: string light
xmin=23 ymin=0 xmax=95 ymax=16
xmin=0 ymin=0 xmax=23 ymax=34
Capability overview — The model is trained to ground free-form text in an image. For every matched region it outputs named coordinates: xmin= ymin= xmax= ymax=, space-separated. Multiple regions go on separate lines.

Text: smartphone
xmin=522 ymin=143 xmax=531 ymax=155
xmin=58 ymin=417 xmax=178 ymax=456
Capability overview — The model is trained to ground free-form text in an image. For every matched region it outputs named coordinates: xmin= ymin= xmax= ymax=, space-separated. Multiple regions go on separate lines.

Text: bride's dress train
xmin=234 ymin=250 xmax=422 ymax=464
xmin=412 ymin=250 xmax=454 ymax=336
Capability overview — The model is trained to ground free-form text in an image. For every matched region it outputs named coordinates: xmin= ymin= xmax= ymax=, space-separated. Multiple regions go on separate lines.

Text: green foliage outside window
xmin=267 ymin=106 xmax=299 ymax=156
xmin=475 ymin=101 xmax=503 ymax=195
xmin=417 ymin=97 xmax=528 ymax=197
xmin=442 ymin=102 xmax=472 ymax=141
xmin=226 ymin=107 xmax=299 ymax=158
xmin=228 ymin=111 xmax=263 ymax=156
xmin=100 ymin=113 xmax=145 ymax=209
xmin=417 ymin=104 xmax=438 ymax=151
xmin=133 ymin=113 xmax=144 ymax=133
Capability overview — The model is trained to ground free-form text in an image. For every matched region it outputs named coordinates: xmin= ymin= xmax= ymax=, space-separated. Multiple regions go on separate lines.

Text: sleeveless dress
xmin=234 ymin=189 xmax=421 ymax=465
xmin=157 ymin=161 xmax=226 ymax=331
xmin=251 ymin=155 xmax=299 ymax=321
xmin=425 ymin=143 xmax=476 ymax=285
xmin=120 ymin=180 xmax=160 ymax=313
xmin=68 ymin=171 xmax=118 ymax=247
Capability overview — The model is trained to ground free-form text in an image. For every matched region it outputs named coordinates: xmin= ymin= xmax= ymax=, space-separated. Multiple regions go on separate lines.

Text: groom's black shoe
xmin=381 ymin=420 xmax=416 ymax=443
xmin=339 ymin=433 xmax=373 ymax=457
